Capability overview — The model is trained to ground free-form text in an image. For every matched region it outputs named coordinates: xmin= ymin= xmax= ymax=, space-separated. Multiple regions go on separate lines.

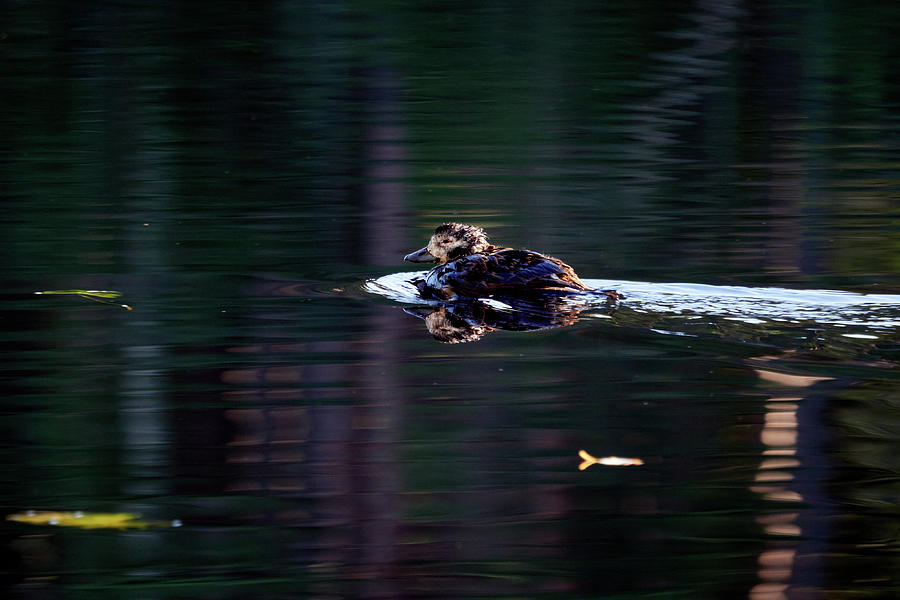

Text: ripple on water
xmin=366 ymin=272 xmax=900 ymax=331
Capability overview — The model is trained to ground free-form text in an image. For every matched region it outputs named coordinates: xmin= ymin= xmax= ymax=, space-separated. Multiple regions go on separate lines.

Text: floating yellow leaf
xmin=578 ymin=450 xmax=644 ymax=470
xmin=36 ymin=290 xmax=123 ymax=298
xmin=6 ymin=511 xmax=181 ymax=530
xmin=35 ymin=290 xmax=132 ymax=310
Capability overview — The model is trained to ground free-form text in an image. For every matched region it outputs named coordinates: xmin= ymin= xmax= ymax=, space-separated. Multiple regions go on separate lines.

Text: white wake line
xmin=366 ymin=273 xmax=900 ymax=329
xmin=582 ymin=279 xmax=900 ymax=307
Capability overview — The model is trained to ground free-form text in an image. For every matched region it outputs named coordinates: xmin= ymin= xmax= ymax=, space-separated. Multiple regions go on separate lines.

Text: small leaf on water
xmin=36 ymin=289 xmax=123 ymax=299
xmin=36 ymin=290 xmax=131 ymax=309
xmin=578 ymin=449 xmax=644 ymax=470
xmin=7 ymin=510 xmax=179 ymax=530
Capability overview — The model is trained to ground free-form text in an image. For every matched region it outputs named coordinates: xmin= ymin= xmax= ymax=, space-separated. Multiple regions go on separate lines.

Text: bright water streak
xmin=367 ymin=272 xmax=900 ymax=330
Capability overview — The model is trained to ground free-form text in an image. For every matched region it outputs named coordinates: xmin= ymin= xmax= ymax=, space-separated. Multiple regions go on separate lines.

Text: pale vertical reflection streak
xmin=119 ymin=85 xmax=179 ymax=501
xmin=749 ymin=369 xmax=833 ymax=600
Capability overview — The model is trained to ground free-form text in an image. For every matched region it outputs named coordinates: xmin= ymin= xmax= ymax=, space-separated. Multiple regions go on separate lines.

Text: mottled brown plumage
xmin=404 ymin=223 xmax=619 ymax=301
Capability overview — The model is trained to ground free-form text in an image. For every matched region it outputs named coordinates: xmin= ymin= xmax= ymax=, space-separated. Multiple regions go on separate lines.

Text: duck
xmin=403 ymin=222 xmax=622 ymax=301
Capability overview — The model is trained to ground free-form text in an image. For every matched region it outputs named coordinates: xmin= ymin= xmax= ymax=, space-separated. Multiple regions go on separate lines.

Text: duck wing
xmin=435 ymin=250 xmax=590 ymax=297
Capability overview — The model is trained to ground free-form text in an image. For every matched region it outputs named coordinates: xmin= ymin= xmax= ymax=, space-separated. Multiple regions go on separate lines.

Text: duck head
xmin=404 ymin=223 xmax=492 ymax=264
xmin=404 ymin=306 xmax=491 ymax=343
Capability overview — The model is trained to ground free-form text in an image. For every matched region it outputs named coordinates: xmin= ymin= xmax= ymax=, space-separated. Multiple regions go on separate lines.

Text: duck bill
xmin=404 ymin=246 xmax=438 ymax=263
xmin=403 ymin=306 xmax=438 ymax=320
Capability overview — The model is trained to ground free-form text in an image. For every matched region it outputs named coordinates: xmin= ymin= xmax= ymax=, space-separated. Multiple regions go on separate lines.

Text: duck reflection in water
xmin=403 ymin=223 xmax=622 ymax=343
xmin=404 ymin=296 xmax=591 ymax=343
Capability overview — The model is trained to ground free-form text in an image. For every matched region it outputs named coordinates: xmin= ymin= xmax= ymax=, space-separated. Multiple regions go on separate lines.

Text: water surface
xmin=3 ymin=2 xmax=900 ymax=599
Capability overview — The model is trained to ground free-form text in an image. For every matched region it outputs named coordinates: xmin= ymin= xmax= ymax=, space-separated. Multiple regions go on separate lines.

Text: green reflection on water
xmin=2 ymin=0 xmax=900 ymax=598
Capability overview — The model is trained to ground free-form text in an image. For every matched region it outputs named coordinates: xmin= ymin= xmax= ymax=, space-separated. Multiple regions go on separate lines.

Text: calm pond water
xmin=3 ymin=2 xmax=899 ymax=599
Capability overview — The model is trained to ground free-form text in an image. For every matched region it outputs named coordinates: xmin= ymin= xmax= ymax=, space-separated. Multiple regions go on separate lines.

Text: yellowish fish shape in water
xmin=578 ymin=450 xmax=644 ymax=470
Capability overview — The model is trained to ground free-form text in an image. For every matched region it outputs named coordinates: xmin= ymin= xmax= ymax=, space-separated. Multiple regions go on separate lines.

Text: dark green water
xmin=2 ymin=2 xmax=899 ymax=599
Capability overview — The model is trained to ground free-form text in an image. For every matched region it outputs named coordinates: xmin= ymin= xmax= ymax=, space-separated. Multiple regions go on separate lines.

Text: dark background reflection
xmin=2 ymin=2 xmax=898 ymax=598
